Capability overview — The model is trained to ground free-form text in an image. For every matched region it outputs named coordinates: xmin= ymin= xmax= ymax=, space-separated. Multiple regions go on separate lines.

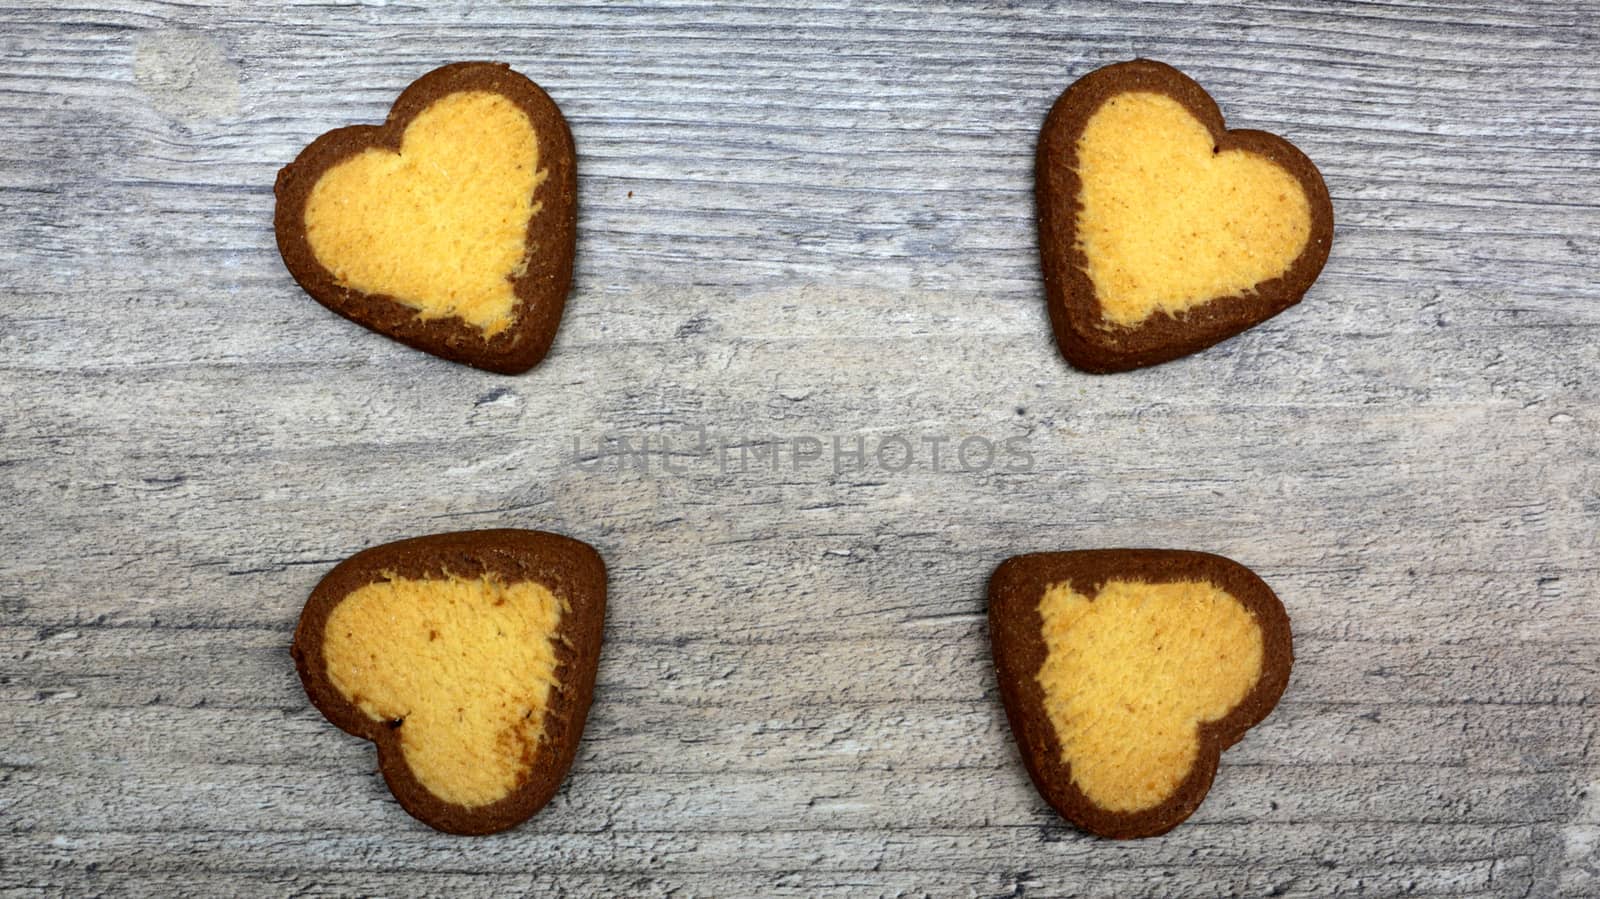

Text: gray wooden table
xmin=3 ymin=1 xmax=1597 ymax=896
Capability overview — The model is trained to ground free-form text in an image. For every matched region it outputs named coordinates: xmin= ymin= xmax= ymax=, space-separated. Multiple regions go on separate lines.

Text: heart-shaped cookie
xmin=1036 ymin=59 xmax=1333 ymax=372
xmin=274 ymin=62 xmax=576 ymax=374
xmin=292 ymin=529 xmax=605 ymax=835
xmin=988 ymin=549 xmax=1292 ymax=838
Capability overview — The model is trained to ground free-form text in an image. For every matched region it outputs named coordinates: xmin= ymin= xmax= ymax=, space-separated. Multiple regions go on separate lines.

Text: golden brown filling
xmin=303 ymin=90 xmax=545 ymax=335
xmin=323 ymin=573 xmax=565 ymax=807
xmin=1036 ymin=577 xmax=1264 ymax=812
xmin=1073 ymin=91 xmax=1312 ymax=326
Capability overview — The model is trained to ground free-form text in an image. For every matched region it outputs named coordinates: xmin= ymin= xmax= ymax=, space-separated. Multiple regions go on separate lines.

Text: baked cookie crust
xmin=274 ymin=62 xmax=578 ymax=374
xmin=291 ymin=529 xmax=606 ymax=835
xmin=1036 ymin=59 xmax=1334 ymax=372
xmin=988 ymin=549 xmax=1293 ymax=838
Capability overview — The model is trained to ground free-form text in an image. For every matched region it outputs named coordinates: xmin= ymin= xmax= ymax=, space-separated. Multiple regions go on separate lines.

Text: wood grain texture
xmin=1 ymin=1 xmax=1596 ymax=896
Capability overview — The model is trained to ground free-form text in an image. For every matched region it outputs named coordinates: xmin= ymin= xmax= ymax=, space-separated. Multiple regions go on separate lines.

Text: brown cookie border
xmin=291 ymin=529 xmax=606 ymax=835
xmin=1036 ymin=59 xmax=1334 ymax=373
xmin=987 ymin=549 xmax=1293 ymax=839
xmin=274 ymin=62 xmax=578 ymax=375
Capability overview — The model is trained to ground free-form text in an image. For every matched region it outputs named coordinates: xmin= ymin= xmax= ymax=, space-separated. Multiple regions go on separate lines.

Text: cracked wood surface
xmin=2 ymin=1 xmax=1597 ymax=896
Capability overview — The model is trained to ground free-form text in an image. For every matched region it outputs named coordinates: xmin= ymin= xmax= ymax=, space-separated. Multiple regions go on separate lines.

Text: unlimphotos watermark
xmin=570 ymin=427 xmax=1033 ymax=477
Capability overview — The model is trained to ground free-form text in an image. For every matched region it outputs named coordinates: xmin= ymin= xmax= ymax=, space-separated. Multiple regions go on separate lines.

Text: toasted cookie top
xmin=275 ymin=62 xmax=577 ymax=374
xmin=292 ymin=529 xmax=605 ymax=835
xmin=989 ymin=549 xmax=1293 ymax=839
xmin=1074 ymin=92 xmax=1313 ymax=327
xmin=303 ymin=90 xmax=544 ymax=337
xmin=1036 ymin=577 xmax=1265 ymax=813
xmin=321 ymin=573 xmax=566 ymax=808
xmin=1037 ymin=59 xmax=1333 ymax=372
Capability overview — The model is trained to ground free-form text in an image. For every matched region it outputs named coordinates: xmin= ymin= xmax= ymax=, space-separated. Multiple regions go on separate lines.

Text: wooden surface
xmin=2 ymin=1 xmax=1597 ymax=896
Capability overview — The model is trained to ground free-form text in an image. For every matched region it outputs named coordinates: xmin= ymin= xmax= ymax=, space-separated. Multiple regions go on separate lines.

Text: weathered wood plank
xmin=1 ymin=0 xmax=1596 ymax=895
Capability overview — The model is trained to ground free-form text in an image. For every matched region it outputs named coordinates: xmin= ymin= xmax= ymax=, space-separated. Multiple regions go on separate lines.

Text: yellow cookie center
xmin=1036 ymin=578 xmax=1264 ymax=813
xmin=1073 ymin=91 xmax=1312 ymax=327
xmin=322 ymin=573 xmax=565 ymax=808
xmin=303 ymin=90 xmax=545 ymax=336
